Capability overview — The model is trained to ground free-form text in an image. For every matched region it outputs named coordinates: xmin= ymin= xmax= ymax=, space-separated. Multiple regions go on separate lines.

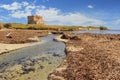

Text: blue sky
xmin=0 ymin=0 xmax=120 ymax=29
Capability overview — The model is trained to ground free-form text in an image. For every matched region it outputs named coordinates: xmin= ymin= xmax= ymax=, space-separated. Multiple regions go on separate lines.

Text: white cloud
xmin=25 ymin=5 xmax=36 ymax=11
xmin=88 ymin=5 xmax=94 ymax=9
xmin=0 ymin=1 xmax=104 ymax=26
xmin=10 ymin=10 xmax=32 ymax=19
xmin=0 ymin=1 xmax=29 ymax=10
xmin=22 ymin=1 xmax=29 ymax=6
xmin=0 ymin=2 xmax=21 ymax=10
xmin=36 ymin=8 xmax=103 ymax=26
xmin=9 ymin=5 xmax=44 ymax=19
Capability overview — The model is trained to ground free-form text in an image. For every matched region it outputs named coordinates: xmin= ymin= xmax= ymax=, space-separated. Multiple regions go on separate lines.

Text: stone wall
xmin=28 ymin=15 xmax=45 ymax=25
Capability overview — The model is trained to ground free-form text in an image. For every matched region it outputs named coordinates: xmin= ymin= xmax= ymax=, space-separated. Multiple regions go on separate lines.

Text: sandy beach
xmin=0 ymin=43 xmax=30 ymax=55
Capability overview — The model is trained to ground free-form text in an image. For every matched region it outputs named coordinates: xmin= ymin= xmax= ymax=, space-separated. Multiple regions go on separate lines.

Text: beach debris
xmin=61 ymin=34 xmax=81 ymax=40
xmin=66 ymin=46 xmax=83 ymax=52
xmin=6 ymin=32 xmax=12 ymax=38
xmin=28 ymin=36 xmax=39 ymax=42
xmin=53 ymin=53 xmax=60 ymax=57
xmin=51 ymin=31 xmax=63 ymax=34
xmin=53 ymin=35 xmax=68 ymax=42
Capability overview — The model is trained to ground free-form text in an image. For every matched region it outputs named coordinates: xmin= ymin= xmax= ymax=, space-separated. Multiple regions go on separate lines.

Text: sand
xmin=0 ymin=43 xmax=30 ymax=55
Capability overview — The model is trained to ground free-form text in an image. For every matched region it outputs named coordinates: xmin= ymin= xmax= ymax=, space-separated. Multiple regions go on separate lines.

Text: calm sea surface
xmin=73 ymin=30 xmax=120 ymax=34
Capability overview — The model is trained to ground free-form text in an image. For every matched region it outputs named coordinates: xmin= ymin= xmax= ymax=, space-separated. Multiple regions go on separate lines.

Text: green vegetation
xmin=99 ymin=26 xmax=108 ymax=30
xmin=87 ymin=26 xmax=96 ymax=28
xmin=1 ymin=23 xmax=107 ymax=31
xmin=3 ymin=23 xmax=80 ymax=31
xmin=4 ymin=23 xmax=12 ymax=28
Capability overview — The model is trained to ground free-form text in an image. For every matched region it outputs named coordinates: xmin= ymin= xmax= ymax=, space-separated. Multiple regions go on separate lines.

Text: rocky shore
xmin=49 ymin=33 xmax=120 ymax=80
xmin=0 ymin=29 xmax=120 ymax=80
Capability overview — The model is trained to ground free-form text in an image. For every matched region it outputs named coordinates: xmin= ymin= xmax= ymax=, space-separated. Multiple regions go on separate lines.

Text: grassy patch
xmin=2 ymin=23 xmax=104 ymax=31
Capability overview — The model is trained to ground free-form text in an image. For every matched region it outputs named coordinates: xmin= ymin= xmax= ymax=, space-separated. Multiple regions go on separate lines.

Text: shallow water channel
xmin=0 ymin=34 xmax=66 ymax=80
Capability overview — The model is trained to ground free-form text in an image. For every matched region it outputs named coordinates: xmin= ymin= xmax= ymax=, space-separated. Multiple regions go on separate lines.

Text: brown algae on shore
xmin=49 ymin=33 xmax=120 ymax=80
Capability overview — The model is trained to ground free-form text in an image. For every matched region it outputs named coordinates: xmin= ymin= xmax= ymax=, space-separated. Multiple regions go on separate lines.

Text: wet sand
xmin=0 ymin=43 xmax=30 ymax=55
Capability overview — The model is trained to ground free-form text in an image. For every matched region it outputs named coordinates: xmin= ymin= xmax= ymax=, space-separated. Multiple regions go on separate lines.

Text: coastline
xmin=0 ymin=43 xmax=30 ymax=55
xmin=1 ymin=29 xmax=120 ymax=80
xmin=0 ymin=29 xmax=49 ymax=55
xmin=0 ymin=41 xmax=45 ymax=55
xmin=0 ymin=33 xmax=66 ymax=80
xmin=49 ymin=33 xmax=120 ymax=80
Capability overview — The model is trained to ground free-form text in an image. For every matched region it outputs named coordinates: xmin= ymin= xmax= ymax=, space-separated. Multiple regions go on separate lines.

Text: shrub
xmin=27 ymin=26 xmax=36 ymax=30
xmin=4 ymin=23 xmax=12 ymax=28
xmin=99 ymin=26 xmax=108 ymax=30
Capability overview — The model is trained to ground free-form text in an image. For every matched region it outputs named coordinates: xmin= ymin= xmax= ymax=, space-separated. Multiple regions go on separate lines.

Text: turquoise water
xmin=73 ymin=30 xmax=120 ymax=34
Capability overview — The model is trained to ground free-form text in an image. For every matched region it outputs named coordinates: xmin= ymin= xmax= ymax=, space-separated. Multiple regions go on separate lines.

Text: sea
xmin=73 ymin=30 xmax=120 ymax=34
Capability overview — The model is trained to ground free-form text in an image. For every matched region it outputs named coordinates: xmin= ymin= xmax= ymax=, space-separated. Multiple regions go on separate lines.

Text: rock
xmin=70 ymin=36 xmax=81 ymax=40
xmin=61 ymin=34 xmax=71 ymax=39
xmin=61 ymin=34 xmax=81 ymax=40
xmin=39 ymin=57 xmax=48 ymax=61
xmin=48 ymin=62 xmax=52 ymax=64
xmin=53 ymin=53 xmax=60 ymax=57
xmin=53 ymin=35 xmax=68 ymax=42
xmin=6 ymin=33 xmax=12 ymax=38
xmin=51 ymin=31 xmax=63 ymax=34
xmin=22 ymin=60 xmax=33 ymax=67
xmin=22 ymin=68 xmax=35 ymax=74
xmin=28 ymin=36 xmax=39 ymax=42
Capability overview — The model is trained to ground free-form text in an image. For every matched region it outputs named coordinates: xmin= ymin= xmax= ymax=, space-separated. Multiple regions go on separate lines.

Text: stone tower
xmin=27 ymin=15 xmax=45 ymax=25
